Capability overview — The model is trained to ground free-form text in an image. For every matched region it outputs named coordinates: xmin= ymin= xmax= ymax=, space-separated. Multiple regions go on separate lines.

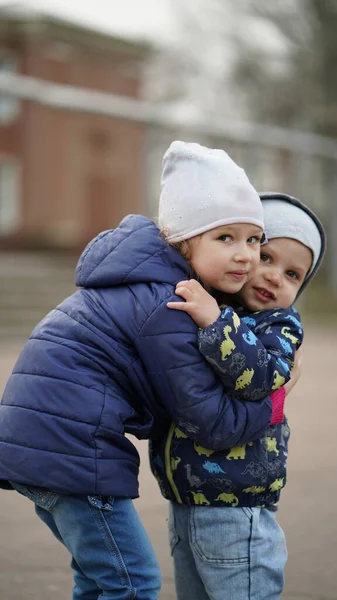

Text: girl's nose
xmin=233 ymin=244 xmax=252 ymax=263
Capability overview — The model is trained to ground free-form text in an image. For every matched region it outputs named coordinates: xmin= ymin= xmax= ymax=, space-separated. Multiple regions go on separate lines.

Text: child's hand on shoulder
xmin=167 ymin=279 xmax=221 ymax=328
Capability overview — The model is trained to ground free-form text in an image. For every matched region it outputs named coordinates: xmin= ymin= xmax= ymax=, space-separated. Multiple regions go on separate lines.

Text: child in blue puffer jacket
xmin=150 ymin=194 xmax=326 ymax=600
xmin=0 ymin=142 xmax=288 ymax=600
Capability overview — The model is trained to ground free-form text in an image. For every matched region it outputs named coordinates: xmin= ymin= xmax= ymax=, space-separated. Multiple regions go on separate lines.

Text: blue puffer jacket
xmin=0 ymin=216 xmax=274 ymax=498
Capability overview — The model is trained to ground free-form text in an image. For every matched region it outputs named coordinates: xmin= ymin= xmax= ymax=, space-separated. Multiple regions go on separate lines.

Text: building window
xmin=0 ymin=53 xmax=20 ymax=124
xmin=0 ymin=160 xmax=20 ymax=234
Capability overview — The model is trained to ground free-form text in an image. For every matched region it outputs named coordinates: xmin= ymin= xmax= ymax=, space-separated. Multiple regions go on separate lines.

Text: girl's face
xmin=188 ymin=223 xmax=263 ymax=293
xmin=237 ymin=237 xmax=313 ymax=311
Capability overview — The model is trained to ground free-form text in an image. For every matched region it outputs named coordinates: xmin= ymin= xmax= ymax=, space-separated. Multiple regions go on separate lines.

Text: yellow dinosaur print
xmin=235 ymin=368 xmax=254 ymax=390
xmin=232 ymin=311 xmax=241 ymax=333
xmin=266 ymin=437 xmax=279 ymax=456
xmin=215 ymin=492 xmax=239 ymax=506
xmin=193 ymin=443 xmax=215 ymax=457
xmin=272 ymin=370 xmax=286 ymax=391
xmin=281 ymin=326 xmax=299 ymax=345
xmin=220 ymin=325 xmax=236 ymax=360
xmin=226 ymin=442 xmax=253 ymax=460
xmin=191 ymin=491 xmax=210 ymax=505
xmin=171 ymin=457 xmax=181 ymax=471
xmin=269 ymin=478 xmax=284 ymax=492
xmin=243 ymin=486 xmax=266 ymax=494
xmin=174 ymin=427 xmax=188 ymax=439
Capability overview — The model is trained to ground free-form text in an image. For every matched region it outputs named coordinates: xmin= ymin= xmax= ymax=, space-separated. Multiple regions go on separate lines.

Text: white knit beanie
xmin=262 ymin=199 xmax=322 ymax=274
xmin=159 ymin=141 xmax=264 ymax=242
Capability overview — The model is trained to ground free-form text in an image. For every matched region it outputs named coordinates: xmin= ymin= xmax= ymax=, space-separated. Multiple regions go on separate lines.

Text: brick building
xmin=0 ymin=8 xmax=150 ymax=249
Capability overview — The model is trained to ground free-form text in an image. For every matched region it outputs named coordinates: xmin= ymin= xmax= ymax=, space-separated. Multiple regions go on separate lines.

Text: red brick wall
xmin=0 ymin=32 xmax=147 ymax=249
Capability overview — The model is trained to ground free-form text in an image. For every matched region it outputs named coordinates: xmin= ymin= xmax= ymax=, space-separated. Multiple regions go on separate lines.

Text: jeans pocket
xmin=190 ymin=507 xmax=253 ymax=565
xmin=10 ymin=481 xmax=59 ymax=510
xmin=88 ymin=495 xmax=115 ymax=511
xmin=168 ymin=503 xmax=179 ymax=555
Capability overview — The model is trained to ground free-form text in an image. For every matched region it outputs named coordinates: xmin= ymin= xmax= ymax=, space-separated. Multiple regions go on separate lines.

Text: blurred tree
xmin=144 ymin=0 xmax=243 ymax=118
xmin=232 ymin=0 xmax=337 ymax=136
xmin=146 ymin=0 xmax=337 ymax=137
xmin=311 ymin=0 xmax=337 ymax=138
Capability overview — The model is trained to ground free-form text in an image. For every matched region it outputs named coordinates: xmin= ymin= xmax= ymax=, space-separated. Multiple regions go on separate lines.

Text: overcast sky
xmin=0 ymin=0 xmax=174 ymax=42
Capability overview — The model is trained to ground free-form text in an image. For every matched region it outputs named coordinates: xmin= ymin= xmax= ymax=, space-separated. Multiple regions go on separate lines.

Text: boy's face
xmin=189 ymin=222 xmax=263 ymax=293
xmin=237 ymin=237 xmax=312 ymax=311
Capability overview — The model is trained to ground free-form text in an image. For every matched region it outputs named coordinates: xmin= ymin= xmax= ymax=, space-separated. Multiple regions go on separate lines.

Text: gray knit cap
xmin=260 ymin=193 xmax=326 ymax=296
xmin=159 ymin=141 xmax=264 ymax=242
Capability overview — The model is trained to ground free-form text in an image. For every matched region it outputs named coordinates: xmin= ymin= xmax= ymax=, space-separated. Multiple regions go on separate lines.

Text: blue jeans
xmin=169 ymin=502 xmax=287 ymax=600
xmin=11 ymin=483 xmax=161 ymax=600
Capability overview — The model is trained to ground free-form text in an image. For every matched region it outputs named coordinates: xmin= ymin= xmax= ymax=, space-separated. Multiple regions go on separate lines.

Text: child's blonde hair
xmin=161 ymin=229 xmax=213 ymax=291
xmin=160 ymin=228 xmax=194 ymax=262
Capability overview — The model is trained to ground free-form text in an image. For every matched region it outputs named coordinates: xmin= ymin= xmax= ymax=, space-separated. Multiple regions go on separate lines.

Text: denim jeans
xmin=169 ymin=502 xmax=287 ymax=600
xmin=11 ymin=482 xmax=161 ymax=600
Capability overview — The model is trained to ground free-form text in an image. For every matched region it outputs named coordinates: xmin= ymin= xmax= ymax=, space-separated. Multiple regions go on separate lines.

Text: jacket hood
xmin=75 ymin=215 xmax=190 ymax=288
xmin=259 ymin=192 xmax=326 ymax=297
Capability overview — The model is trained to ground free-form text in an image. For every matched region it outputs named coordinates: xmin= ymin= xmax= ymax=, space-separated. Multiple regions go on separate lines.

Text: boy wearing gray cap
xmin=0 ymin=141 xmax=285 ymax=599
xmin=151 ymin=193 xmax=326 ymax=600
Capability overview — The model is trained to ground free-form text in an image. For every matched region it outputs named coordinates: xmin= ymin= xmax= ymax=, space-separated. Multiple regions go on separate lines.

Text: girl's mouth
xmin=228 ymin=271 xmax=248 ymax=281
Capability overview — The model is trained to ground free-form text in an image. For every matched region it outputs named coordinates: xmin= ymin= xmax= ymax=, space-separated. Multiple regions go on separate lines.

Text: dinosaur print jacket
xmin=150 ymin=305 xmax=303 ymax=508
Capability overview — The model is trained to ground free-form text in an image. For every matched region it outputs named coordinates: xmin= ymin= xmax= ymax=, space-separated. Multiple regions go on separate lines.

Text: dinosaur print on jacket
xmin=150 ymin=306 xmax=302 ymax=508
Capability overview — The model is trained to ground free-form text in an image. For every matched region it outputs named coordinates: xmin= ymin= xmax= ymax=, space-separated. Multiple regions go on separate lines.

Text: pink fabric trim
xmin=270 ymin=387 xmax=286 ymax=425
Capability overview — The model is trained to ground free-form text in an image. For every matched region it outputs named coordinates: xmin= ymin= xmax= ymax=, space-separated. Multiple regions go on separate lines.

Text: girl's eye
xmin=287 ymin=270 xmax=299 ymax=280
xmin=247 ymin=236 xmax=261 ymax=244
xmin=260 ymin=253 xmax=271 ymax=263
xmin=218 ymin=235 xmax=231 ymax=242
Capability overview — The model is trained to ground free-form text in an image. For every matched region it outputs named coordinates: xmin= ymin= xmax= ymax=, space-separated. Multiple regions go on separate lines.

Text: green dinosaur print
xmin=269 ymin=478 xmax=284 ymax=492
xmin=226 ymin=442 xmax=253 ymax=460
xmin=220 ymin=325 xmax=236 ymax=360
xmin=243 ymin=486 xmax=266 ymax=494
xmin=191 ymin=491 xmax=210 ymax=505
xmin=235 ymin=368 xmax=254 ymax=390
xmin=215 ymin=492 xmax=239 ymax=506
xmin=193 ymin=443 xmax=215 ymax=457
xmin=266 ymin=437 xmax=279 ymax=456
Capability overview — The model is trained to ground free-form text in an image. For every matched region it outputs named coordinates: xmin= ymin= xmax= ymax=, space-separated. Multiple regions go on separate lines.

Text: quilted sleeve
xmin=197 ymin=306 xmax=303 ymax=401
xmin=135 ymin=296 xmax=275 ymax=451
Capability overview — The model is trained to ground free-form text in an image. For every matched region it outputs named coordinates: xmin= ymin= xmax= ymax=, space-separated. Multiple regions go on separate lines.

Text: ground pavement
xmin=0 ymin=324 xmax=336 ymax=600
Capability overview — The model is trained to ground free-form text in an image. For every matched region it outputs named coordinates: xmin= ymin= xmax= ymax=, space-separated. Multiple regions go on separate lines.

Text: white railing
xmin=1 ymin=71 xmax=337 ymax=158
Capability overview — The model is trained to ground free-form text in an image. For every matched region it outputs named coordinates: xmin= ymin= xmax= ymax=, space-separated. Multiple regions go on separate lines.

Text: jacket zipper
xmin=165 ymin=422 xmax=182 ymax=504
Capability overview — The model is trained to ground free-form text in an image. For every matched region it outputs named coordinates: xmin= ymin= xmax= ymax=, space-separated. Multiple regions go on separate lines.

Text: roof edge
xmin=0 ymin=5 xmax=151 ymax=58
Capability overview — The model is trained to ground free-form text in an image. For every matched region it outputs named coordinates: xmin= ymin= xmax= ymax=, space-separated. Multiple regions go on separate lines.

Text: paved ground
xmin=0 ymin=325 xmax=336 ymax=599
